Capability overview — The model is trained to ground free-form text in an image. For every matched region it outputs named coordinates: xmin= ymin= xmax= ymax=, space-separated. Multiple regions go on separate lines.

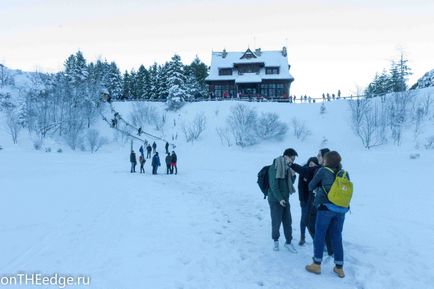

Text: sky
xmin=1 ymin=0 xmax=434 ymax=97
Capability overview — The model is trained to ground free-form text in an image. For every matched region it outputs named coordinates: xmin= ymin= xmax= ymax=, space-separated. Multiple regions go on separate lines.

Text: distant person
xmin=165 ymin=142 xmax=169 ymax=154
xmin=139 ymin=145 xmax=144 ymax=158
xmin=152 ymin=141 xmax=157 ymax=154
xmin=170 ymin=151 xmax=177 ymax=174
xmin=137 ymin=127 xmax=142 ymax=136
xmin=146 ymin=144 xmax=152 ymax=159
xmin=267 ymin=148 xmax=298 ymax=253
xmin=306 ymin=151 xmax=350 ymax=278
xmin=130 ymin=150 xmax=137 ymax=173
xmin=139 ymin=154 xmax=145 ymax=173
xmin=152 ymin=152 xmax=161 ymax=175
xmin=165 ymin=153 xmax=172 ymax=174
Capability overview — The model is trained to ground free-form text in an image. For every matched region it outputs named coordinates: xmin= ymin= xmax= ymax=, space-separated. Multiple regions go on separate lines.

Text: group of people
xmin=266 ymin=148 xmax=350 ymax=279
xmin=129 ymin=141 xmax=177 ymax=175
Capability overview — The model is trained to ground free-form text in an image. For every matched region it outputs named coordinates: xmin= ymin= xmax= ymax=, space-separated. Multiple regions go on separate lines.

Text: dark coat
xmin=291 ymin=163 xmax=317 ymax=203
xmin=146 ymin=145 xmax=152 ymax=152
xmin=152 ymin=154 xmax=161 ymax=167
xmin=309 ymin=167 xmax=350 ymax=208
xmin=130 ymin=152 xmax=137 ymax=163
xmin=171 ymin=153 xmax=177 ymax=163
xmin=165 ymin=155 xmax=172 ymax=165
xmin=152 ymin=142 xmax=157 ymax=149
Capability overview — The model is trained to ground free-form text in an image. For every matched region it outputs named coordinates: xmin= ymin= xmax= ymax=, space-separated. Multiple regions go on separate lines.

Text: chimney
xmin=255 ymin=48 xmax=262 ymax=56
xmin=282 ymin=46 xmax=287 ymax=57
xmin=222 ymin=49 xmax=227 ymax=58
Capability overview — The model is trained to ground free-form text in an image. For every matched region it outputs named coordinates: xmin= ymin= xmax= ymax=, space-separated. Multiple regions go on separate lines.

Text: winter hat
xmin=283 ymin=148 xmax=298 ymax=158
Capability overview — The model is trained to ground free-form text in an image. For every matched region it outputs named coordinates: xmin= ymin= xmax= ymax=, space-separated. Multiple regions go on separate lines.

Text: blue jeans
xmin=313 ymin=209 xmax=345 ymax=266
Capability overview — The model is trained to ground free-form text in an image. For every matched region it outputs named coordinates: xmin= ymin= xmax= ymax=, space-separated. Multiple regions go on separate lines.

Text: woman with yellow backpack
xmin=305 ymin=151 xmax=353 ymax=279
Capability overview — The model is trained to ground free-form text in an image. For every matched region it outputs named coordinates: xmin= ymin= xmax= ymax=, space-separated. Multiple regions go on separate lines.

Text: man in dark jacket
xmin=267 ymin=148 xmax=298 ymax=253
xmin=152 ymin=152 xmax=161 ymax=175
xmin=130 ymin=150 xmax=137 ymax=173
xmin=165 ymin=142 xmax=169 ymax=154
xmin=152 ymin=141 xmax=157 ymax=154
xmin=170 ymin=151 xmax=177 ymax=174
xmin=165 ymin=153 xmax=172 ymax=174
xmin=146 ymin=144 xmax=152 ymax=159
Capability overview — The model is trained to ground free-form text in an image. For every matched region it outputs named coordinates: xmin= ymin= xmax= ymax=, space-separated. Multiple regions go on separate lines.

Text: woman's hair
xmin=324 ymin=151 xmax=342 ymax=170
xmin=306 ymin=157 xmax=319 ymax=166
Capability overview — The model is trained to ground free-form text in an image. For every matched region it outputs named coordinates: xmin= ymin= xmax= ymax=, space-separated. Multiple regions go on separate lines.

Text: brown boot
xmin=333 ymin=267 xmax=345 ymax=278
xmin=305 ymin=263 xmax=321 ymax=275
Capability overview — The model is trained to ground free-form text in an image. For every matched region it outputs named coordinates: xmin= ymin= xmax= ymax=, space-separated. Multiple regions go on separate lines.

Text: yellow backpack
xmin=323 ymin=167 xmax=353 ymax=208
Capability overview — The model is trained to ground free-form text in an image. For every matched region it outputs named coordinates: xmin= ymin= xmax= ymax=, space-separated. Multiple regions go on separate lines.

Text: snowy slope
xmin=1 ymin=90 xmax=434 ymax=289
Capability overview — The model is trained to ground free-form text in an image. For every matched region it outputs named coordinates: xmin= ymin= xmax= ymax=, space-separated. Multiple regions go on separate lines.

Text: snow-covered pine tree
xmin=148 ymin=63 xmax=159 ymax=100
xmin=122 ymin=71 xmax=133 ymax=100
xmin=107 ymin=62 xmax=122 ymax=100
xmin=136 ymin=65 xmax=150 ymax=100
xmin=165 ymin=54 xmax=186 ymax=110
xmin=157 ymin=62 xmax=169 ymax=100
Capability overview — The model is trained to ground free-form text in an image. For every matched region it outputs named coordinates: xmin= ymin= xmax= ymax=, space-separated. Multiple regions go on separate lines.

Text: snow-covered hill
xmin=411 ymin=68 xmax=434 ymax=89
xmin=1 ymin=88 xmax=434 ymax=289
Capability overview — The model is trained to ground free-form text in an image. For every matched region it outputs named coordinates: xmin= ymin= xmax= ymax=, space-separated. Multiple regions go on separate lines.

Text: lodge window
xmin=214 ymin=84 xmax=235 ymax=98
xmin=261 ymin=83 xmax=285 ymax=97
xmin=219 ymin=68 xmax=233 ymax=76
xmin=265 ymin=67 xmax=280 ymax=75
xmin=237 ymin=65 xmax=260 ymax=75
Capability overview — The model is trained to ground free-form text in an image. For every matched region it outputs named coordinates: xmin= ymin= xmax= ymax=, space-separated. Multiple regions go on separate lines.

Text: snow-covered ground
xmin=1 ymin=93 xmax=434 ymax=289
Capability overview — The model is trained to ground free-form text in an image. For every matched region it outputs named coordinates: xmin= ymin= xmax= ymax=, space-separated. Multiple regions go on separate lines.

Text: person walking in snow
xmin=165 ymin=142 xmax=169 ymax=154
xmin=139 ymin=145 xmax=144 ymax=158
xmin=267 ymin=148 xmax=298 ymax=253
xmin=170 ymin=151 xmax=177 ymax=175
xmin=165 ymin=153 xmax=172 ymax=174
xmin=130 ymin=150 xmax=137 ymax=173
xmin=152 ymin=141 xmax=157 ymax=154
xmin=305 ymin=151 xmax=349 ymax=278
xmin=139 ymin=154 xmax=146 ymax=173
xmin=290 ymin=156 xmax=319 ymax=246
xmin=146 ymin=144 xmax=152 ymax=159
xmin=152 ymin=152 xmax=161 ymax=175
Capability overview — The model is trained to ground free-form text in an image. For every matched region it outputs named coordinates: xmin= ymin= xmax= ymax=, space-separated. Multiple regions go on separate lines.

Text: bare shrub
xmin=291 ymin=118 xmax=311 ymax=141
xmin=182 ymin=113 xmax=206 ymax=143
xmin=227 ymin=104 xmax=258 ymax=147
xmin=255 ymin=112 xmax=288 ymax=141
xmin=86 ymin=129 xmax=109 ymax=153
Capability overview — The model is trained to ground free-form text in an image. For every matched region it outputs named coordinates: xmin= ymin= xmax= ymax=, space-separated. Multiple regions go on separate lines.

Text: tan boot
xmin=305 ymin=263 xmax=321 ymax=275
xmin=333 ymin=267 xmax=345 ymax=278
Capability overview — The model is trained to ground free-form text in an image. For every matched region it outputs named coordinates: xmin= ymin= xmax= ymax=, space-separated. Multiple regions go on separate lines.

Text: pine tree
xmin=166 ymin=54 xmax=186 ymax=109
xmin=148 ymin=63 xmax=159 ymax=100
xmin=107 ymin=62 xmax=122 ymax=100
xmin=122 ymin=71 xmax=132 ymax=100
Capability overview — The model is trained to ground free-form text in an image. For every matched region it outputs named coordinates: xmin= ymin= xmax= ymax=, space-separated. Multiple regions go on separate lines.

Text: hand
xmin=279 ymin=200 xmax=287 ymax=207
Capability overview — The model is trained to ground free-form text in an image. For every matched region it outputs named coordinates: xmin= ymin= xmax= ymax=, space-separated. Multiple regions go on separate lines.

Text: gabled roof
xmin=206 ymin=48 xmax=294 ymax=82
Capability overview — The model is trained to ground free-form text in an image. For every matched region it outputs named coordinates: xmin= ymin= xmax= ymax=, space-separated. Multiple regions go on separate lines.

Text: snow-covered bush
xmin=86 ymin=129 xmax=109 ymax=153
xmin=166 ymin=91 xmax=185 ymax=111
xmin=425 ymin=136 xmax=434 ymax=150
xmin=216 ymin=127 xmax=232 ymax=147
xmin=33 ymin=139 xmax=43 ymax=150
xmin=291 ymin=118 xmax=311 ymax=141
xmin=349 ymin=97 xmax=387 ymax=148
xmin=227 ymin=104 xmax=258 ymax=147
xmin=129 ymin=103 xmax=159 ymax=128
xmin=255 ymin=112 xmax=288 ymax=141
xmin=182 ymin=113 xmax=206 ymax=143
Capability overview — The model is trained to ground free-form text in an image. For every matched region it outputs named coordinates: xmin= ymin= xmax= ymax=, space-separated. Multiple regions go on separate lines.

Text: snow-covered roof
xmin=206 ymin=48 xmax=294 ymax=82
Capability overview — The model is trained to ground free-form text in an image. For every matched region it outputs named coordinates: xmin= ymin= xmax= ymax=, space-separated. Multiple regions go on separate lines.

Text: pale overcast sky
xmin=1 ymin=0 xmax=434 ymax=96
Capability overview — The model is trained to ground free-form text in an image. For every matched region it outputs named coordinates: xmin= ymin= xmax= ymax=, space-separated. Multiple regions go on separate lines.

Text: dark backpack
xmin=257 ymin=165 xmax=271 ymax=199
